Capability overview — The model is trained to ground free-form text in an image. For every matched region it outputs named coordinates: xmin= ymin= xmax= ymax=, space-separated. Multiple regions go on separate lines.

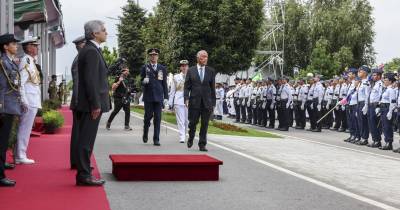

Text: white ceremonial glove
xmin=143 ymin=78 xmax=149 ymax=84
xmin=335 ymin=105 xmax=339 ymax=110
xmin=300 ymin=103 xmax=305 ymax=111
xmin=163 ymin=99 xmax=168 ymax=107
xmin=286 ymin=103 xmax=290 ymax=109
xmin=310 ymin=103 xmax=314 ymax=110
xmin=387 ymin=112 xmax=392 ymax=121
xmin=290 ymin=103 xmax=293 ymax=109
xmin=362 ymin=105 xmax=368 ymax=115
xmin=262 ymin=102 xmax=267 ymax=109
xmin=375 ymin=108 xmax=380 ymax=117
xmin=247 ymin=100 xmax=251 ymax=107
xmin=270 ymin=103 xmax=274 ymax=110
xmin=236 ymin=100 xmax=240 ymax=106
xmin=241 ymin=99 xmax=245 ymax=106
xmin=395 ymin=108 xmax=398 ymax=113
xmin=317 ymin=104 xmax=321 ymax=112
xmin=341 ymin=105 xmax=345 ymax=111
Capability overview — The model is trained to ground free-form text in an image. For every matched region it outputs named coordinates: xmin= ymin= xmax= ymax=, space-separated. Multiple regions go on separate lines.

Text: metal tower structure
xmin=256 ymin=0 xmax=285 ymax=78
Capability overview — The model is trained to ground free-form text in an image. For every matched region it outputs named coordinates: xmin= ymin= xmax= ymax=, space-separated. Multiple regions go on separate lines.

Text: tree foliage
xmin=101 ymin=46 xmax=118 ymax=66
xmin=117 ymin=0 xmax=147 ymax=74
xmin=385 ymin=58 xmax=400 ymax=72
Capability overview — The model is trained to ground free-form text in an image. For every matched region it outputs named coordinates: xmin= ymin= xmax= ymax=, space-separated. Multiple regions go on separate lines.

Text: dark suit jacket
xmin=76 ymin=41 xmax=110 ymax=112
xmin=140 ymin=63 xmax=168 ymax=103
xmin=184 ymin=65 xmax=216 ymax=109
xmin=69 ymin=55 xmax=79 ymax=110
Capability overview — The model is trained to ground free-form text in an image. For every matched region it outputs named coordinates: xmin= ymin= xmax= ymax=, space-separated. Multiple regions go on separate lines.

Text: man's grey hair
xmin=84 ymin=20 xmax=105 ymax=40
xmin=196 ymin=50 xmax=208 ymax=58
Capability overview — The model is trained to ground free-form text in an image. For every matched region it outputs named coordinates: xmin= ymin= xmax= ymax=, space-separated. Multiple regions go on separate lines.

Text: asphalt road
xmin=93 ymin=112 xmax=399 ymax=210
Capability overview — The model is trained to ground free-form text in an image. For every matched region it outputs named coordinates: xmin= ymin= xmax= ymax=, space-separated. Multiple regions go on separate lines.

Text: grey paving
xmin=93 ymin=112 xmax=386 ymax=210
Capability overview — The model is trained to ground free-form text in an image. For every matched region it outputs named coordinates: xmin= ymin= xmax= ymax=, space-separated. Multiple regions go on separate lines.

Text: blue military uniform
xmin=0 ymin=33 xmax=23 ymax=186
xmin=140 ymin=48 xmax=168 ymax=145
xmin=355 ymin=66 xmax=371 ymax=144
xmin=379 ymin=73 xmax=396 ymax=150
xmin=344 ymin=68 xmax=360 ymax=142
xmin=367 ymin=68 xmax=383 ymax=147
xmin=277 ymin=77 xmax=293 ymax=131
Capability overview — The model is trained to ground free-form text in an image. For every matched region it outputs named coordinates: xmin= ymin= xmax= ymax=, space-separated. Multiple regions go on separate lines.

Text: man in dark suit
xmin=75 ymin=20 xmax=110 ymax=186
xmin=140 ymin=48 xmax=168 ymax=146
xmin=69 ymin=35 xmax=85 ymax=170
xmin=184 ymin=50 xmax=216 ymax=152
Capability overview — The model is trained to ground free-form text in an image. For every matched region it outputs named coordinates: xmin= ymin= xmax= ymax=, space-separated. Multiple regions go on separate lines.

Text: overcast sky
xmin=56 ymin=0 xmax=400 ymax=76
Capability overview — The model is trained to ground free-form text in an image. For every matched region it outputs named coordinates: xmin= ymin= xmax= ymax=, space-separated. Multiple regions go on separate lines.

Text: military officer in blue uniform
xmin=355 ymin=65 xmax=371 ymax=145
xmin=366 ymin=68 xmax=383 ymax=147
xmin=379 ymin=73 xmax=396 ymax=150
xmin=140 ymin=48 xmax=168 ymax=146
xmin=277 ymin=76 xmax=292 ymax=131
xmin=0 ymin=34 xmax=25 ymax=186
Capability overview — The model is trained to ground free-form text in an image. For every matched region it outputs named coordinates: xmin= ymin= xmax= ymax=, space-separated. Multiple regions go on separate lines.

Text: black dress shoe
xmin=312 ymin=129 xmax=321 ymax=132
xmin=268 ymin=125 xmax=274 ymax=129
xmin=338 ymin=128 xmax=345 ymax=132
xmin=393 ymin=147 xmax=400 ymax=153
xmin=344 ymin=136 xmax=353 ymax=142
xmin=370 ymin=141 xmax=381 ymax=148
xmin=0 ymin=178 xmax=16 ymax=187
xmin=330 ymin=128 xmax=339 ymax=131
xmin=306 ymin=128 xmax=313 ymax=131
xmin=350 ymin=138 xmax=360 ymax=144
xmin=279 ymin=128 xmax=289 ymax=131
xmin=4 ymin=163 xmax=15 ymax=170
xmin=187 ymin=139 xmax=193 ymax=148
xmin=153 ymin=141 xmax=161 ymax=146
xmin=142 ymin=136 xmax=148 ymax=143
xmin=356 ymin=139 xmax=369 ymax=146
xmin=76 ymin=177 xmax=105 ymax=186
xmin=199 ymin=146 xmax=208 ymax=152
xmin=379 ymin=143 xmax=393 ymax=150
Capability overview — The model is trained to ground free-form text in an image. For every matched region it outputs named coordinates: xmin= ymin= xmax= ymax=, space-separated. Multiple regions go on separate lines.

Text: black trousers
xmin=256 ymin=102 xmax=263 ymax=125
xmin=75 ymin=111 xmax=102 ymax=179
xmin=312 ymin=99 xmax=322 ymax=130
xmin=143 ymin=101 xmax=162 ymax=142
xmin=266 ymin=100 xmax=275 ymax=127
xmin=0 ymin=114 xmax=15 ymax=179
xmin=246 ymin=105 xmax=252 ymax=123
xmin=188 ymin=100 xmax=211 ymax=147
xmin=294 ymin=102 xmax=306 ymax=128
xmin=240 ymin=99 xmax=247 ymax=122
xmin=261 ymin=101 xmax=268 ymax=126
xmin=234 ymin=98 xmax=241 ymax=122
xmin=70 ymin=110 xmax=79 ymax=168
xmin=334 ymin=105 xmax=342 ymax=129
xmin=107 ymin=97 xmax=130 ymax=126
xmin=306 ymin=100 xmax=315 ymax=129
xmin=279 ymin=100 xmax=289 ymax=129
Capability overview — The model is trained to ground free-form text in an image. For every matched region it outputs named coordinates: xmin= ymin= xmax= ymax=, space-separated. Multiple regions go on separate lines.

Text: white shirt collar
xmin=197 ymin=64 xmax=205 ymax=70
xmin=90 ymin=40 xmax=101 ymax=49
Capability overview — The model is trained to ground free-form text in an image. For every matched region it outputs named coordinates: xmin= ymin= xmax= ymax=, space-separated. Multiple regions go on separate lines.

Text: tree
xmin=306 ymin=38 xmax=335 ymax=78
xmin=117 ymin=0 xmax=147 ymax=75
xmin=146 ymin=0 xmax=264 ymax=74
xmin=101 ymin=46 xmax=118 ymax=66
xmin=385 ymin=58 xmax=400 ymax=72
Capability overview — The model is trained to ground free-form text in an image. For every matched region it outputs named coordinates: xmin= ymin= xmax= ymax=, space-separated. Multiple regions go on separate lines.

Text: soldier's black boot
xmin=379 ymin=142 xmax=393 ymax=150
xmin=344 ymin=136 xmax=353 ymax=142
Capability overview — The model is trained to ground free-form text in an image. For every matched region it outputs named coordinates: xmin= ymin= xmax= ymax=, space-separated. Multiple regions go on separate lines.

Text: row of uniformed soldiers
xmin=0 ymin=34 xmax=42 ymax=187
xmin=225 ymin=67 xmax=400 ymax=153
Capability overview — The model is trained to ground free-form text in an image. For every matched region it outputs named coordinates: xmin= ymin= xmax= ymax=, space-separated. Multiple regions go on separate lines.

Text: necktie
xmin=200 ymin=67 xmax=204 ymax=82
xmin=153 ymin=64 xmax=156 ymax=71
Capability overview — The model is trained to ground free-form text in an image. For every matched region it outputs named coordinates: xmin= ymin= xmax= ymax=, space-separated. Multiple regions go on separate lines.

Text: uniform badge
xmin=158 ymin=71 xmax=163 ymax=80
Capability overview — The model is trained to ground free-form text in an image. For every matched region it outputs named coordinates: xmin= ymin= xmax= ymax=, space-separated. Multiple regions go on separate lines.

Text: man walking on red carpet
xmin=75 ymin=20 xmax=110 ymax=186
xmin=184 ymin=50 xmax=216 ymax=152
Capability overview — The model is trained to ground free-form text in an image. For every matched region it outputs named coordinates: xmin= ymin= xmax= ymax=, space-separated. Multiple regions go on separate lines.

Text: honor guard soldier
xmin=141 ymin=48 xmax=169 ymax=146
xmin=322 ymin=80 xmax=334 ymax=129
xmin=239 ymin=79 xmax=247 ymax=123
xmin=379 ymin=73 xmax=397 ymax=150
xmin=16 ymin=37 xmax=42 ymax=164
xmin=367 ymin=68 xmax=383 ymax=148
xmin=277 ymin=77 xmax=292 ymax=131
xmin=226 ymin=85 xmax=236 ymax=118
xmin=48 ymin=75 xmax=58 ymax=100
xmin=306 ymin=76 xmax=315 ymax=131
xmin=251 ymin=81 xmax=259 ymax=125
xmin=169 ymin=60 xmax=189 ymax=143
xmin=295 ymin=79 xmax=307 ymax=129
xmin=288 ymin=80 xmax=295 ymax=127
xmin=311 ymin=75 xmax=324 ymax=132
xmin=0 ymin=34 xmax=25 ymax=187
xmin=214 ymin=82 xmax=224 ymax=120
xmin=245 ymin=79 xmax=253 ymax=124
xmin=233 ymin=78 xmax=241 ymax=123
xmin=256 ymin=81 xmax=265 ymax=126
xmin=275 ymin=78 xmax=283 ymax=129
xmin=355 ymin=66 xmax=371 ymax=145
xmin=339 ymin=76 xmax=349 ymax=132
xmin=265 ymin=78 xmax=276 ymax=128
xmin=332 ymin=77 xmax=342 ymax=130
xmin=342 ymin=69 xmax=360 ymax=143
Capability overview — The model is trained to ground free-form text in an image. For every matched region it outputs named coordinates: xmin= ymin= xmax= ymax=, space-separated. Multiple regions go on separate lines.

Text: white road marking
xmin=129 ymin=112 xmax=399 ymax=210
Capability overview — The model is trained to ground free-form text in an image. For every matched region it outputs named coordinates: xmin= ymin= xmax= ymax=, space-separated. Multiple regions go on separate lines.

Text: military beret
xmin=347 ymin=68 xmax=358 ymax=74
xmin=147 ymin=48 xmax=160 ymax=55
xmin=235 ymin=77 xmax=240 ymax=80
xmin=20 ymin=36 xmax=40 ymax=45
xmin=179 ymin=60 xmax=189 ymax=65
xmin=51 ymin=75 xmax=57 ymax=79
xmin=385 ymin=73 xmax=396 ymax=82
xmin=358 ymin=65 xmax=370 ymax=73
xmin=72 ymin=35 xmax=86 ymax=44
xmin=372 ymin=68 xmax=383 ymax=74
xmin=0 ymin=33 xmax=20 ymax=45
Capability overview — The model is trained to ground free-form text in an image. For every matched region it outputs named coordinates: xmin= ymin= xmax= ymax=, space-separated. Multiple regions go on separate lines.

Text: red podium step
xmin=109 ymin=154 xmax=223 ymax=181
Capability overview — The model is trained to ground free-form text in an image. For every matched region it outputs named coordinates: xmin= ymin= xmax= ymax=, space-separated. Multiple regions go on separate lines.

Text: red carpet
xmin=0 ymin=106 xmax=110 ymax=210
